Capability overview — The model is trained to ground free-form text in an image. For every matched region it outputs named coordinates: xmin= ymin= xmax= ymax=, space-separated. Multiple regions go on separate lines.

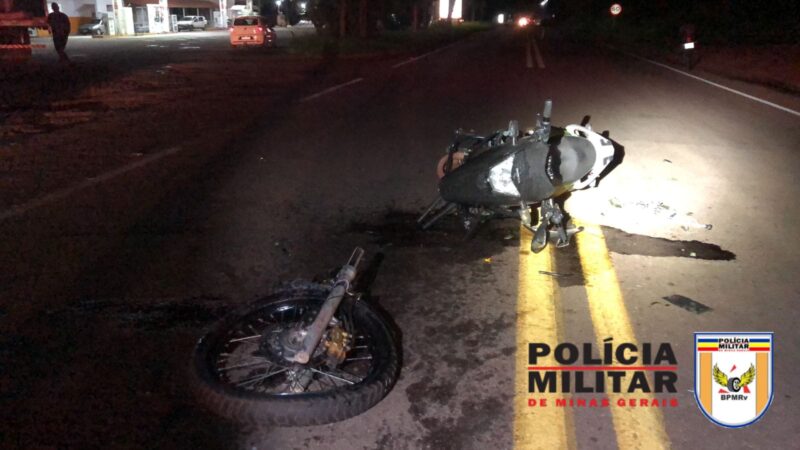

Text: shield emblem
xmin=694 ymin=332 xmax=774 ymax=427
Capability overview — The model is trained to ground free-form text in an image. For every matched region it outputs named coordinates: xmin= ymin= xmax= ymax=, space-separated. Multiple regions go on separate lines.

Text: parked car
xmin=229 ymin=16 xmax=276 ymax=48
xmin=78 ymin=18 xmax=105 ymax=35
xmin=177 ymin=15 xmax=207 ymax=31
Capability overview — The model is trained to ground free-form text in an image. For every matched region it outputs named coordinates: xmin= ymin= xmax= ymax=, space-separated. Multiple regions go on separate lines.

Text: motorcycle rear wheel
xmin=190 ymin=282 xmax=400 ymax=426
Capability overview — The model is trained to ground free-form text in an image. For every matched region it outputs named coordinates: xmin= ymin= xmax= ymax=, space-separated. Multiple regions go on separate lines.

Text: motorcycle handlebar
xmin=346 ymin=247 xmax=365 ymax=270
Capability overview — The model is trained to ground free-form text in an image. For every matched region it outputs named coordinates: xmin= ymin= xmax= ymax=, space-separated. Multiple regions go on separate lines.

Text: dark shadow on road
xmin=602 ymin=225 xmax=736 ymax=260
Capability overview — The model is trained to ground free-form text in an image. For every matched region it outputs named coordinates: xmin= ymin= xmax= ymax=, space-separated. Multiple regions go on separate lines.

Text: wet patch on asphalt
xmin=602 ymin=226 xmax=736 ymax=260
xmin=403 ymin=311 xmax=515 ymax=448
xmin=44 ymin=297 xmax=230 ymax=330
xmin=348 ymin=212 xmax=736 ymax=263
xmin=347 ymin=210 xmax=519 ymax=262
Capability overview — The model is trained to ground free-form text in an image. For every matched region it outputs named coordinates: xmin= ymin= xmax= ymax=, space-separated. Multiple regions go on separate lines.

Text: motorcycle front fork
xmin=520 ymin=199 xmax=583 ymax=253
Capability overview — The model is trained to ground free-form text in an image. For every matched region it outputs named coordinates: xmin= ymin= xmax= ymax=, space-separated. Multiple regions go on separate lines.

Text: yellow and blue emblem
xmin=694 ymin=332 xmax=773 ymax=427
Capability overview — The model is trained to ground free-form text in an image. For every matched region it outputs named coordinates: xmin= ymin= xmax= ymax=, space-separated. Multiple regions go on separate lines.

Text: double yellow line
xmin=513 ymin=222 xmax=670 ymax=450
xmin=514 ymin=234 xmax=574 ymax=449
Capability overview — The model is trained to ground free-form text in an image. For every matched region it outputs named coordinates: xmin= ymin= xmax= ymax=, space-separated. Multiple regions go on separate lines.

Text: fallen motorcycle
xmin=418 ymin=100 xmax=617 ymax=253
xmin=190 ymin=248 xmax=400 ymax=426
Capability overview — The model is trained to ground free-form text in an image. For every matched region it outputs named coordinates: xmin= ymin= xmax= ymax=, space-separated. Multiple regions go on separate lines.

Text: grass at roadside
xmin=286 ymin=22 xmax=491 ymax=57
xmin=555 ymin=19 xmax=800 ymax=95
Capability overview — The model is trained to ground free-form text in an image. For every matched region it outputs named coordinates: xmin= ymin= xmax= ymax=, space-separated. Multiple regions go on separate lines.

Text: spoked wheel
xmin=190 ymin=282 xmax=400 ymax=426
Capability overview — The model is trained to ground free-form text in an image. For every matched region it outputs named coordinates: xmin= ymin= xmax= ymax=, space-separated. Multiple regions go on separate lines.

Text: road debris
xmin=605 ymin=197 xmax=713 ymax=231
xmin=538 ymin=270 xmax=573 ymax=278
xmin=662 ymin=294 xmax=713 ymax=314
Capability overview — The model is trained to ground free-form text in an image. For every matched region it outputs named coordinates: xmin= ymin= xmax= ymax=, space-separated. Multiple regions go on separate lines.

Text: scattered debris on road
xmin=662 ymin=294 xmax=713 ymax=314
xmin=605 ymin=197 xmax=713 ymax=231
xmin=538 ymin=270 xmax=574 ymax=278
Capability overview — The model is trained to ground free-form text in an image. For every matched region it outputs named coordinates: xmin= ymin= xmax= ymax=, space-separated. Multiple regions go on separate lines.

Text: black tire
xmin=190 ymin=282 xmax=400 ymax=426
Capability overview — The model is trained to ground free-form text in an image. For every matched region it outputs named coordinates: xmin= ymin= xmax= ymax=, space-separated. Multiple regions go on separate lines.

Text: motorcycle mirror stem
xmin=542 ymin=99 xmax=552 ymax=121
xmin=535 ymin=99 xmax=552 ymax=142
xmin=508 ymin=120 xmax=519 ymax=145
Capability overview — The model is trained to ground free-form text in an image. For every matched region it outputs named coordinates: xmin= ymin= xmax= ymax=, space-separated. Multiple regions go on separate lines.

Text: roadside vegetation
xmin=552 ymin=0 xmax=800 ymax=94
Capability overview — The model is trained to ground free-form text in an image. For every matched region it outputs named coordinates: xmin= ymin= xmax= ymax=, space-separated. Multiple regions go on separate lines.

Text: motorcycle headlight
xmin=488 ymin=155 xmax=520 ymax=196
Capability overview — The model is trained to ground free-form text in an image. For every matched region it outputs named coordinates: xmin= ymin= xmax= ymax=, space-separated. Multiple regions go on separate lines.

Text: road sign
xmin=610 ymin=3 xmax=622 ymax=16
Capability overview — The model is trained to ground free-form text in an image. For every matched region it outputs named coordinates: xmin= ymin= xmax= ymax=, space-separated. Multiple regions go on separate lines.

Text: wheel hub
xmin=262 ymin=325 xmax=307 ymax=364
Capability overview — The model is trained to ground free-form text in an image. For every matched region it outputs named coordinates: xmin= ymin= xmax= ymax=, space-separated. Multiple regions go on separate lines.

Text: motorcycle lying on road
xmin=189 ymin=100 xmax=618 ymax=427
xmin=191 ymin=248 xmax=400 ymax=426
xmin=418 ymin=100 xmax=618 ymax=253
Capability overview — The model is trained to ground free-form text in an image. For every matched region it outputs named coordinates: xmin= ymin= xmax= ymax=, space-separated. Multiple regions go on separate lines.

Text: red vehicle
xmin=0 ymin=0 xmax=48 ymax=62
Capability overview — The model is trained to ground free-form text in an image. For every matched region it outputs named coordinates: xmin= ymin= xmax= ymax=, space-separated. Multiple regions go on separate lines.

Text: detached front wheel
xmin=190 ymin=283 xmax=400 ymax=426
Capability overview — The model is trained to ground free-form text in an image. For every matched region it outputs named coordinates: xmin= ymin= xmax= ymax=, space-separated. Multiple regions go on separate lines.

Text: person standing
xmin=47 ymin=2 xmax=71 ymax=63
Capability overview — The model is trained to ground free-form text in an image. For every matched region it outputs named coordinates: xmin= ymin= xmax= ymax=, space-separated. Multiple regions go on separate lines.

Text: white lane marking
xmin=0 ymin=147 xmax=182 ymax=222
xmin=616 ymin=48 xmax=800 ymax=118
xmin=391 ymin=40 xmax=461 ymax=69
xmin=525 ymin=35 xmax=533 ymax=69
xmin=299 ymin=78 xmax=363 ymax=102
xmin=531 ymin=35 xmax=545 ymax=69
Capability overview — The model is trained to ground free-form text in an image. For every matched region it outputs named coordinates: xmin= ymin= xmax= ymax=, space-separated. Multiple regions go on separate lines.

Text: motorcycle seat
xmin=551 ymin=136 xmax=596 ymax=185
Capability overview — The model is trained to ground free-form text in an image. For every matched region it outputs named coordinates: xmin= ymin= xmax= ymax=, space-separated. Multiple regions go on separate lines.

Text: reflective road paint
xmin=574 ymin=221 xmax=670 ymax=450
xmin=514 ymin=227 xmax=575 ymax=449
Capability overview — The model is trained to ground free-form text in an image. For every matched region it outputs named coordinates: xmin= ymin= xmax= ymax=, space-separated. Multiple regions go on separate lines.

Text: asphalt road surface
xmin=30 ymin=26 xmax=315 ymax=65
xmin=2 ymin=26 xmax=799 ymax=449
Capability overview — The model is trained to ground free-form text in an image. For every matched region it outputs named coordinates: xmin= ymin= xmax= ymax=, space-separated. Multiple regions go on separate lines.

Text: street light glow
xmin=438 ymin=0 xmax=462 ymax=20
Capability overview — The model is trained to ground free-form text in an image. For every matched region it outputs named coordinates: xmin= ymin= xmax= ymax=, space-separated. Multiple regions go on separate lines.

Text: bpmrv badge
xmin=694 ymin=332 xmax=774 ymax=427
